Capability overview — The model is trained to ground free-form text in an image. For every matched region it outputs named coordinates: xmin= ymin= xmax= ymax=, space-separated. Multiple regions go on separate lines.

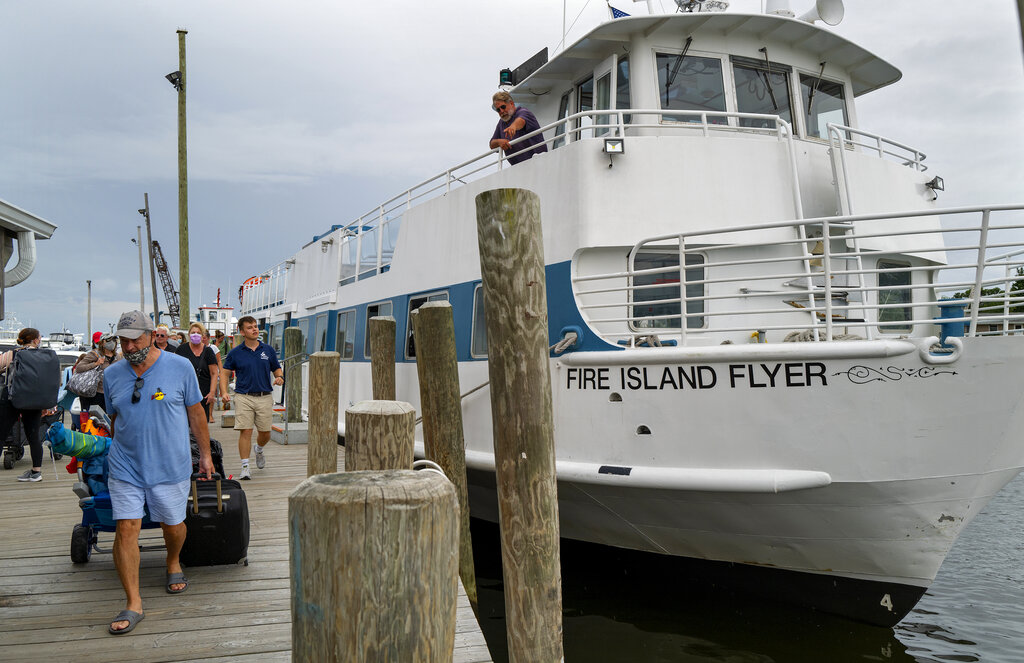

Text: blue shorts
xmin=108 ymin=476 xmax=191 ymax=525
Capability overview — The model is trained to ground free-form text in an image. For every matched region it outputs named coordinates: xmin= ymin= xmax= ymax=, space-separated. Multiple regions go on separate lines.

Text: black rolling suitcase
xmin=180 ymin=473 xmax=250 ymax=566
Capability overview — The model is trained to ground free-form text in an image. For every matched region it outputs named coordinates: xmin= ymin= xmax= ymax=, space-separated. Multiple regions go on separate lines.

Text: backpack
xmin=6 ymin=347 xmax=61 ymax=410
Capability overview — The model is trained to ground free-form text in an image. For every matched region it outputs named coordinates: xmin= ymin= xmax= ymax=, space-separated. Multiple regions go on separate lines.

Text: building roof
xmin=0 ymin=198 xmax=57 ymax=239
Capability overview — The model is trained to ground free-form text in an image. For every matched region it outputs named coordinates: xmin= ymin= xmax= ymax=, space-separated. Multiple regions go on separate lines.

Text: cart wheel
xmin=2 ymin=451 xmax=12 ymax=470
xmin=71 ymin=525 xmax=92 ymax=563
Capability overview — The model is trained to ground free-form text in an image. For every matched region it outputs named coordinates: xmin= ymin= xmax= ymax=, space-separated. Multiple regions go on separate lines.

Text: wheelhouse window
xmin=363 ymin=300 xmax=394 ymax=359
xmin=631 ymin=252 xmax=705 ymax=329
xmin=878 ymin=260 xmax=912 ymax=332
xmin=800 ymin=74 xmax=848 ymax=139
xmin=575 ymin=76 xmax=594 ymax=138
xmin=595 ymin=72 xmax=611 ymax=137
xmin=471 ymin=284 xmax=488 ymax=358
xmin=732 ymin=57 xmax=792 ymax=129
xmin=405 ymin=291 xmax=449 ymax=359
xmin=656 ymin=53 xmax=726 ymax=124
xmin=552 ymin=92 xmax=571 ymax=149
xmin=269 ymin=321 xmax=284 ymax=355
xmin=335 ymin=310 xmax=355 ymax=360
xmin=616 ymin=56 xmax=631 ymax=125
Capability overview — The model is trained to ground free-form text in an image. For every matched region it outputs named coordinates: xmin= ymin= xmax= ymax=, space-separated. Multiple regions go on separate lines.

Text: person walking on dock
xmin=104 ymin=310 xmax=213 ymax=635
xmin=174 ymin=322 xmax=219 ymax=423
xmin=489 ymin=91 xmax=547 ymax=165
xmin=219 ymin=316 xmax=283 ymax=480
xmin=0 ymin=328 xmax=49 ymax=482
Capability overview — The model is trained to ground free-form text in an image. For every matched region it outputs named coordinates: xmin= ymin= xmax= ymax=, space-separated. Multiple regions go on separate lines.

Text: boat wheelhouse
xmin=238 ymin=3 xmax=1024 ymax=626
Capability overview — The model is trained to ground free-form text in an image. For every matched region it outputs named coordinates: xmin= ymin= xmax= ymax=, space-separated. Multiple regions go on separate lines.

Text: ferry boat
xmin=239 ymin=1 xmax=1024 ymax=625
xmin=196 ymin=289 xmax=236 ymax=336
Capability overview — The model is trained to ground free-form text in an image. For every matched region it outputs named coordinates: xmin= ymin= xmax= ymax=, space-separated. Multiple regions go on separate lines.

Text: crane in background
xmin=151 ymin=240 xmax=181 ymax=327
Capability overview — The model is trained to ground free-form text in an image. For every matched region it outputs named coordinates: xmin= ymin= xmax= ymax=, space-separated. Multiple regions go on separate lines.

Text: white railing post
xmin=822 ymin=218 xmax=833 ymax=341
xmin=968 ymin=209 xmax=992 ymax=337
xmin=678 ymin=235 xmax=688 ymax=346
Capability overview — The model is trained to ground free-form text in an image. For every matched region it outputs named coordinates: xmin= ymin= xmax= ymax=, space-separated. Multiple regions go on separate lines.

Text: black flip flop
xmin=166 ymin=571 xmax=189 ymax=594
xmin=108 ymin=609 xmax=145 ymax=635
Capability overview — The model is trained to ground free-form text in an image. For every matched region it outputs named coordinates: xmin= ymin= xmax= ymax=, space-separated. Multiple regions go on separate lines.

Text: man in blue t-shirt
xmin=220 ymin=316 xmax=283 ymax=480
xmin=489 ymin=91 xmax=547 ymax=165
xmin=104 ymin=310 xmax=214 ymax=635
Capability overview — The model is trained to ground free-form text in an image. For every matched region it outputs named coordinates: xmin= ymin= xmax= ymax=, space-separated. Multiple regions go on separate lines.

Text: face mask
xmin=190 ymin=333 xmax=203 ymax=344
xmin=125 ymin=345 xmax=150 ymax=365
xmin=103 ymin=340 xmax=117 ymax=352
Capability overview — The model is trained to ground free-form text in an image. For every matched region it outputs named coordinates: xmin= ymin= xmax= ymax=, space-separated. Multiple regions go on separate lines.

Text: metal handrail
xmin=573 ymin=205 xmax=1024 ymax=344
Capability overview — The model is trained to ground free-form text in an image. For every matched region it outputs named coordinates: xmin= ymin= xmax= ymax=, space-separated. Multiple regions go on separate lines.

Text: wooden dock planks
xmin=0 ymin=421 xmax=492 ymax=662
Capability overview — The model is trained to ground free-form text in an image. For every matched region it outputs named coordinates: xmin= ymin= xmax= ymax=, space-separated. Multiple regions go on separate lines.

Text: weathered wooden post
xmin=290 ymin=471 xmax=458 ymax=662
xmin=475 ymin=188 xmax=563 ymax=662
xmin=283 ymin=326 xmax=304 ymax=423
xmin=369 ymin=316 xmax=396 ymax=400
xmin=345 ymin=400 xmax=415 ymax=471
xmin=411 ymin=303 xmax=478 ymax=614
xmin=307 ymin=351 xmax=340 ymax=477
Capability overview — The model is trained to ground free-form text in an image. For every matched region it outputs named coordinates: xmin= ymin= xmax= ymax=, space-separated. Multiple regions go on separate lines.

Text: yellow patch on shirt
xmin=151 ymin=389 xmax=165 ymax=401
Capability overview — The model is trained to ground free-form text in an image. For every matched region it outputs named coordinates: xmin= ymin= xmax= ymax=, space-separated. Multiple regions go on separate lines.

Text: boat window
xmin=471 ymin=284 xmax=488 ymax=358
xmin=616 ymin=56 xmax=631 ymax=125
xmin=878 ymin=260 xmax=912 ymax=332
xmin=631 ymin=251 xmax=705 ymax=329
xmin=297 ymin=318 xmax=310 ymax=355
xmin=405 ymin=291 xmax=450 ymax=359
xmin=575 ymin=76 xmax=594 ymax=138
xmin=800 ymin=74 xmax=848 ymax=139
xmin=269 ymin=321 xmax=284 ymax=354
xmin=363 ymin=300 xmax=394 ymax=359
xmin=656 ymin=53 xmax=726 ymax=124
xmin=732 ymin=58 xmax=792 ymax=129
xmin=553 ymin=92 xmax=571 ymax=149
xmin=335 ymin=310 xmax=356 ymax=360
xmin=314 ymin=313 xmax=329 ymax=352
xmin=595 ymin=72 xmax=611 ymax=137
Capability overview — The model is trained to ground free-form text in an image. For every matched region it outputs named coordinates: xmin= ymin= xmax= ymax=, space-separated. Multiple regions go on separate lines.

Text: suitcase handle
xmin=190 ymin=472 xmax=224 ymax=514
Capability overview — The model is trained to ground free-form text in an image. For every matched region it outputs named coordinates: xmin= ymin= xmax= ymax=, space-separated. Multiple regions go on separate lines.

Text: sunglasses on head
xmin=131 ymin=377 xmax=144 ymax=404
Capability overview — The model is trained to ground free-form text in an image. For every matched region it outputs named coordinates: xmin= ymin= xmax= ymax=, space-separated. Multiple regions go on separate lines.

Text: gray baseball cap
xmin=115 ymin=310 xmax=155 ymax=339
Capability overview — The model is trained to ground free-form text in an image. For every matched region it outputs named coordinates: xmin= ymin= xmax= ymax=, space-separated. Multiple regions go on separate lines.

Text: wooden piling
xmin=369 ymin=316 xmax=396 ymax=400
xmin=306 ymin=351 xmax=340 ymax=477
xmin=283 ymin=326 xmax=304 ymax=423
xmin=475 ymin=188 xmax=563 ymax=662
xmin=290 ymin=470 xmax=459 ymax=662
xmin=411 ymin=302 xmax=478 ymax=614
xmin=344 ymin=400 xmax=415 ymax=471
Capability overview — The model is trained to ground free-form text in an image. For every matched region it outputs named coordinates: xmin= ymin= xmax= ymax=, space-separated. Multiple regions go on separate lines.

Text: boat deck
xmin=0 ymin=414 xmax=492 ymax=662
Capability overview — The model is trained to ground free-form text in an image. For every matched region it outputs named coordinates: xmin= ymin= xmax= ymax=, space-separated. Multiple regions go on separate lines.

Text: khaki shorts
xmin=233 ymin=392 xmax=274 ymax=432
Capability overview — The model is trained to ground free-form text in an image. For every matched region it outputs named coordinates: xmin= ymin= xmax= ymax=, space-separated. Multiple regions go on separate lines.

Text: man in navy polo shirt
xmin=489 ymin=91 xmax=547 ymax=165
xmin=219 ymin=316 xmax=283 ymax=480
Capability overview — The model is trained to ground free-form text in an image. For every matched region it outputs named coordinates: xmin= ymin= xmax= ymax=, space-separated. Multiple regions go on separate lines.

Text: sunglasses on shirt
xmin=131 ymin=377 xmax=144 ymax=404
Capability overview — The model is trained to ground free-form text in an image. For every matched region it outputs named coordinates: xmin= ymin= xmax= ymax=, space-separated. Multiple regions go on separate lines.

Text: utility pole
xmin=136 ymin=226 xmax=145 ymax=312
xmin=139 ymin=193 xmax=160 ymax=324
xmin=86 ymin=280 xmax=92 ymax=347
xmin=173 ymin=29 xmax=190 ymax=325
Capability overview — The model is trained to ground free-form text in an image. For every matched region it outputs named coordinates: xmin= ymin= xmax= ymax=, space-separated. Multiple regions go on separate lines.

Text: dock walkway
xmin=0 ymin=415 xmax=492 ymax=662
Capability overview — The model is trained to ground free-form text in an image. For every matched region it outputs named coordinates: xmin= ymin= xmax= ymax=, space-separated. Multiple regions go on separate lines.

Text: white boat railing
xmin=242 ymin=108 xmax=933 ymax=317
xmin=572 ymin=205 xmax=1024 ymax=345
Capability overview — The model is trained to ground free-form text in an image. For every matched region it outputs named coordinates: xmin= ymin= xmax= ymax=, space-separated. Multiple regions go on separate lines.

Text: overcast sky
xmin=1 ymin=0 xmax=1021 ymax=336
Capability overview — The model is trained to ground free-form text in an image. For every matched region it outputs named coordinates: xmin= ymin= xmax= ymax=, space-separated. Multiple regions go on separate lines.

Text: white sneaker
xmin=255 ymin=448 xmax=266 ymax=470
xmin=238 ymin=466 xmax=251 ymax=480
